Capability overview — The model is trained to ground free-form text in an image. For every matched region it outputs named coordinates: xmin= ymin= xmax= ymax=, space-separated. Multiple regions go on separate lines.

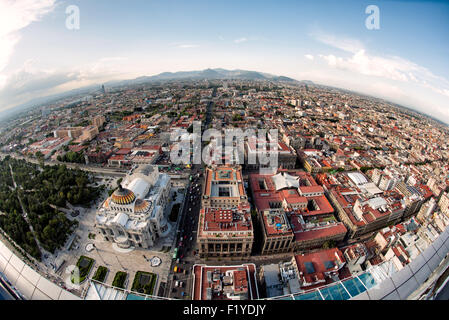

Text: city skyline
xmin=0 ymin=0 xmax=449 ymax=123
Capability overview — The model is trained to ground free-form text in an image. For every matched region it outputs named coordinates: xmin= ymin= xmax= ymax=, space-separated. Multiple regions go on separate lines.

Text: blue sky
xmin=0 ymin=0 xmax=449 ymax=122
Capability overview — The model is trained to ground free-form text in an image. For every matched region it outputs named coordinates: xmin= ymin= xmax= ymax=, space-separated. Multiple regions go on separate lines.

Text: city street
xmin=166 ymin=90 xmax=215 ymax=299
xmin=167 ymin=165 xmax=203 ymax=299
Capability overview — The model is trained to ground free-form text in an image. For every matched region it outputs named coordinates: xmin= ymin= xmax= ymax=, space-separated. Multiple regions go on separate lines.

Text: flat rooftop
xmin=198 ymin=208 xmax=253 ymax=238
xmin=192 ymin=264 xmax=258 ymax=300
xmin=203 ymin=166 xmax=246 ymax=200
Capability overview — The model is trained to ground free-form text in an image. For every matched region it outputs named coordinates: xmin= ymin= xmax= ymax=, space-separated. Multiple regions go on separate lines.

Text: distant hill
xmin=107 ymin=68 xmax=299 ymax=85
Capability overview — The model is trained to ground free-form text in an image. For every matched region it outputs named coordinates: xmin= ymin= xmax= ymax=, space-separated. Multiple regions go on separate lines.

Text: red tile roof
xmin=293 ymin=248 xmax=347 ymax=288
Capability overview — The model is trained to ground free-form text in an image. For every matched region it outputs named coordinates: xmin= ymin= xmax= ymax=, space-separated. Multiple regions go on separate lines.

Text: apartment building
xmin=53 ymin=126 xmax=84 ymax=139
xmin=245 ymin=135 xmax=297 ymax=170
xmin=197 ymin=165 xmax=253 ymax=258
xmin=328 ymin=185 xmax=405 ymax=239
xmin=201 ymin=165 xmax=249 ymax=209
xmin=250 ymin=169 xmax=347 ymax=254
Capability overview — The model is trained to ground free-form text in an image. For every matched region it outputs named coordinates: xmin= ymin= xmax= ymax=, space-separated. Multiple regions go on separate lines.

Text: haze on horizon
xmin=0 ymin=0 xmax=448 ymax=123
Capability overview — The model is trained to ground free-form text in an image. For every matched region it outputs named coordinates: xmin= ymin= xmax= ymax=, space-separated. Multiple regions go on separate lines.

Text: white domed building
xmin=96 ymin=165 xmax=172 ymax=249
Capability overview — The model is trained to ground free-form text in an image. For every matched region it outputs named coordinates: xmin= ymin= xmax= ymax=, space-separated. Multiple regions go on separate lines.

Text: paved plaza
xmin=44 ymin=179 xmax=186 ymax=296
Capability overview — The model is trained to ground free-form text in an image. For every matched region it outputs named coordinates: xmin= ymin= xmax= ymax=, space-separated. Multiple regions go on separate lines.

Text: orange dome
xmin=111 ymin=187 xmax=136 ymax=205
xmin=134 ymin=199 xmax=151 ymax=213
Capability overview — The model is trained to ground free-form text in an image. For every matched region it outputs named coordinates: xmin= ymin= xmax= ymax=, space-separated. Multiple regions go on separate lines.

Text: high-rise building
xmin=92 ymin=115 xmax=105 ymax=128
xmin=53 ymin=127 xmax=83 ymax=139
xmin=439 ymin=192 xmax=449 ymax=215
xmin=197 ymin=165 xmax=253 ymax=258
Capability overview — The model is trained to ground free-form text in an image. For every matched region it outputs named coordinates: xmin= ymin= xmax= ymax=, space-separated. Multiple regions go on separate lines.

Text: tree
xmin=322 ymin=240 xmax=336 ymax=249
xmin=232 ymin=114 xmax=242 ymax=122
xmin=35 ymin=151 xmax=45 ymax=167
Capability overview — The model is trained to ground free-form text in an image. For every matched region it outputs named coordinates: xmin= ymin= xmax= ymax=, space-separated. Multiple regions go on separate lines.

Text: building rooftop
xmin=203 ymin=165 xmax=246 ymax=200
xmin=293 ymin=248 xmax=347 ymax=288
xmin=192 ymin=264 xmax=258 ymax=300
xmin=198 ymin=208 xmax=253 ymax=238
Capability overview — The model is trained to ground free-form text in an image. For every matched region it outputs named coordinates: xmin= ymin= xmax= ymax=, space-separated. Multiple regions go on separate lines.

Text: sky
xmin=0 ymin=0 xmax=449 ymax=123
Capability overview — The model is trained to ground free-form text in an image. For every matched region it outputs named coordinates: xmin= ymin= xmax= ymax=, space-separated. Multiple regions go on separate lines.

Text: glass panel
xmin=273 ymin=295 xmax=294 ymax=300
xmin=293 ymin=290 xmax=323 ymax=300
xmin=126 ymin=294 xmax=146 ymax=300
xmin=319 ymin=283 xmax=351 ymax=300
xmin=358 ymin=273 xmax=377 ymax=289
xmin=342 ymin=277 xmax=367 ymax=297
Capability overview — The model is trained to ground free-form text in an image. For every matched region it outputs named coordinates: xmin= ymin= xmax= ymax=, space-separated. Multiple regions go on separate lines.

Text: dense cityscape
xmin=0 ymin=0 xmax=449 ymax=312
xmin=0 ymin=75 xmax=448 ymax=301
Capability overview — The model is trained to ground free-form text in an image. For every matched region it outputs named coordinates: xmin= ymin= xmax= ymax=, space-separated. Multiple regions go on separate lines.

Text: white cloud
xmin=78 ymin=57 xmax=130 ymax=80
xmin=312 ymin=32 xmax=364 ymax=54
xmin=367 ymin=82 xmax=407 ymax=100
xmin=170 ymin=42 xmax=200 ymax=49
xmin=305 ymin=54 xmax=314 ymax=61
xmin=234 ymin=37 xmax=248 ymax=44
xmin=0 ymin=66 xmax=78 ymax=109
xmin=319 ymin=50 xmax=414 ymax=82
xmin=177 ymin=44 xmax=199 ymax=48
xmin=0 ymin=57 xmax=131 ymax=111
xmin=98 ymin=57 xmax=128 ymax=62
xmin=314 ymin=33 xmax=449 ymax=99
xmin=0 ymin=0 xmax=56 ymax=74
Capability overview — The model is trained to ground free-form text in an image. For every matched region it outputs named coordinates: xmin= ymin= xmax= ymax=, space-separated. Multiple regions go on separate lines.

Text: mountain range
xmin=105 ymin=68 xmax=299 ymax=86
